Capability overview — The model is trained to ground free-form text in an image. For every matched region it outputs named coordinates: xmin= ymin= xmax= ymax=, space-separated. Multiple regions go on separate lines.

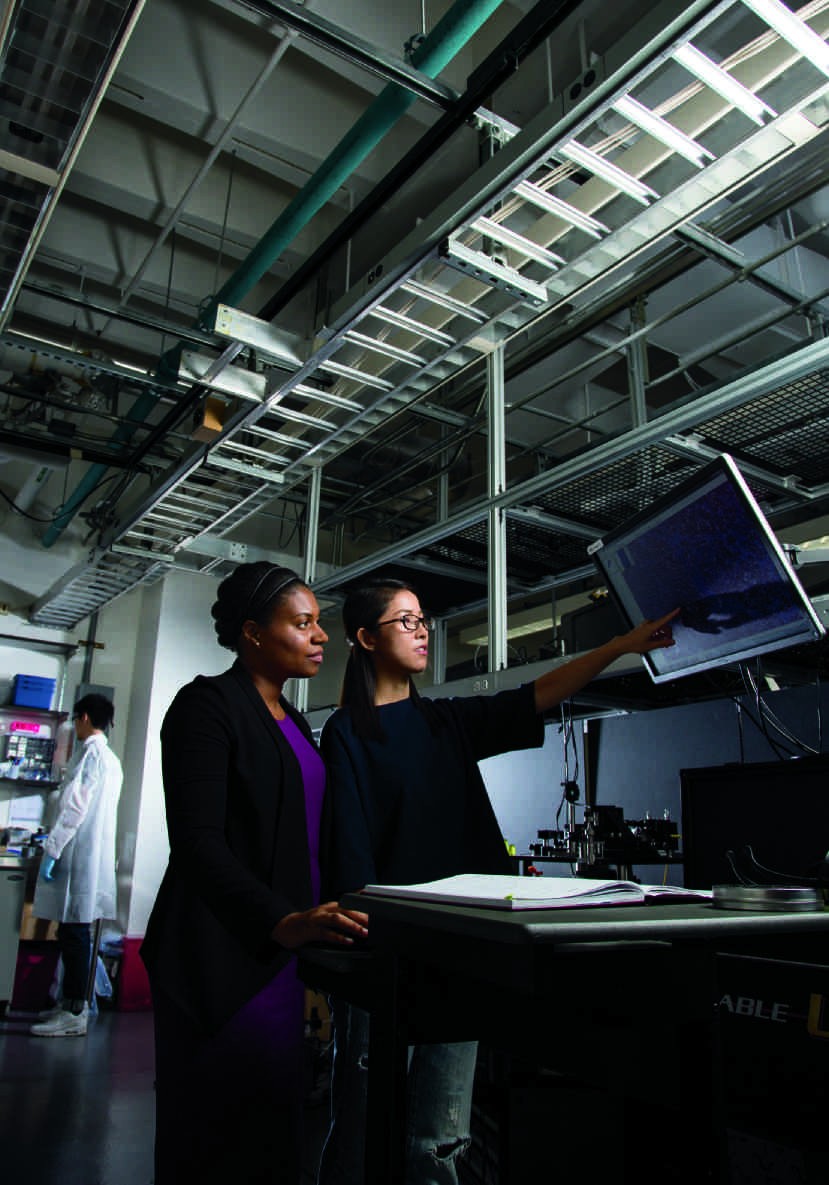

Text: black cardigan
xmin=141 ymin=660 xmax=328 ymax=1034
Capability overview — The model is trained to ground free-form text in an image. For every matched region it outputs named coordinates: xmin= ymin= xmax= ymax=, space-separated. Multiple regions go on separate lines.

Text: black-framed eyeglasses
xmin=375 ymin=613 xmax=434 ymax=633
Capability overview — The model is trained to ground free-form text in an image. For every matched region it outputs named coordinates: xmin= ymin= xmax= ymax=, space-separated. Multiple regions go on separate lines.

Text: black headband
xmin=241 ymin=569 xmax=301 ymax=626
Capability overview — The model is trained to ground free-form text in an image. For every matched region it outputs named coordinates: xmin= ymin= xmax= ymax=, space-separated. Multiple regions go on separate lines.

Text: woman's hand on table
xmin=272 ymin=901 xmax=369 ymax=948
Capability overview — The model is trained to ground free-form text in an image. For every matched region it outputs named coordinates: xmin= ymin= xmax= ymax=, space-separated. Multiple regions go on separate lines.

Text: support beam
xmin=487 ymin=346 xmax=507 ymax=673
xmin=294 ymin=466 xmax=323 ymax=712
xmin=627 ymin=298 xmax=648 ymax=429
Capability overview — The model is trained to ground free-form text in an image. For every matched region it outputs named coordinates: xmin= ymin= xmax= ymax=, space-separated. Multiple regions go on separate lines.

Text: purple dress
xmin=212 ymin=713 xmax=326 ymax=1097
xmin=150 ymin=703 xmax=327 ymax=1185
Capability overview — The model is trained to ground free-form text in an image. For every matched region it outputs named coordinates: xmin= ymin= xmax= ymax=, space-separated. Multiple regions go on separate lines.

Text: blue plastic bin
xmin=12 ymin=674 xmax=57 ymax=710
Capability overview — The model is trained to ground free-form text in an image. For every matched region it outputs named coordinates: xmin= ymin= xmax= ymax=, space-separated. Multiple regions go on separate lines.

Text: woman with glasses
xmin=318 ymin=577 xmax=677 ymax=1185
xmin=141 ymin=563 xmax=368 ymax=1185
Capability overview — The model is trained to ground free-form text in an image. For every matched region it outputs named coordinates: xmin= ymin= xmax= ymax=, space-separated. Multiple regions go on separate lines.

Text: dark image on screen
xmin=592 ymin=456 xmax=823 ymax=682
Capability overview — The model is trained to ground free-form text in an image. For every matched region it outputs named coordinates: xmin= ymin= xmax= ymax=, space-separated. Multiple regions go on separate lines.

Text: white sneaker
xmin=36 ymin=1002 xmax=63 ymax=1021
xmin=30 ymin=1005 xmax=88 ymax=1038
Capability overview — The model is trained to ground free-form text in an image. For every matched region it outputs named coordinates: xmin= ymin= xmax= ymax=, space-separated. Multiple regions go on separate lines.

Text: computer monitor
xmin=588 ymin=453 xmax=825 ymax=683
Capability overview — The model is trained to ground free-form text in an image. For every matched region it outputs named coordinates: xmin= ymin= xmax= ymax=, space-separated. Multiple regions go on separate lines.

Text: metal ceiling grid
xmin=166 ymin=0 xmax=829 ymax=495
xmin=111 ymin=463 xmax=270 ymax=563
xmin=530 ymin=435 xmax=807 ymax=530
xmin=689 ymin=367 xmax=829 ymax=487
xmin=420 ymin=517 xmax=594 ymax=585
xmin=24 ymin=0 xmax=829 ymax=628
xmin=0 ymin=0 xmax=142 ymax=323
xmin=29 ymin=545 xmax=168 ymax=629
xmin=531 ymin=446 xmax=705 ymax=534
xmin=184 ymin=0 xmax=829 ymax=485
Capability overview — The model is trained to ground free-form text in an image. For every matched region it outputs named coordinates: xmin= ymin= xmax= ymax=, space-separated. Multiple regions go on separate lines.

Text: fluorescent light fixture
xmin=740 ymin=0 xmax=829 ymax=77
xmin=672 ymin=43 xmax=776 ymax=124
xmin=471 ymin=215 xmax=565 ymax=269
xmin=558 ymin=140 xmax=658 ymax=204
xmin=612 ymin=94 xmax=715 ymax=166
xmin=513 ymin=181 xmax=609 ymax=237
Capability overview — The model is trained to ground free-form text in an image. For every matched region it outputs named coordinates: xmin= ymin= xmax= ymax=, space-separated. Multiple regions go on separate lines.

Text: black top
xmin=141 ymin=660 xmax=328 ymax=1034
xmin=321 ymin=684 xmax=544 ymax=896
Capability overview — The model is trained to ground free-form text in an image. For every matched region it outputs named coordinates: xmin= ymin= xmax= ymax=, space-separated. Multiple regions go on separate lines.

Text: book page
xmin=362 ymin=873 xmax=647 ymax=909
xmin=361 ymin=874 xmax=712 ymax=910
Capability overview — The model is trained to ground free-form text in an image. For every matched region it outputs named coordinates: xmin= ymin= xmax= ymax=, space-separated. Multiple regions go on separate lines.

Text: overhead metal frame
xmin=27 ymin=0 xmax=829 ymax=627
xmin=0 ymin=0 xmax=146 ymax=329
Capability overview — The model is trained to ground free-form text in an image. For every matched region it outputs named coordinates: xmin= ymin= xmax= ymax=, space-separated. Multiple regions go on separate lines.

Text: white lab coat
xmin=32 ymin=732 xmax=123 ymax=924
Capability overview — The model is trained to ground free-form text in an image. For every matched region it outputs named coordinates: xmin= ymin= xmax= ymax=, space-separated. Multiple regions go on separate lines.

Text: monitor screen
xmin=588 ymin=454 xmax=825 ymax=683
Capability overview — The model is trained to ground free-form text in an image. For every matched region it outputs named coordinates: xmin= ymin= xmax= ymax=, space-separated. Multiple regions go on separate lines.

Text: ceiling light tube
xmin=513 ymin=181 xmax=609 ymax=237
xmin=558 ymin=140 xmax=658 ymax=204
xmin=740 ymin=0 xmax=829 ymax=76
xmin=471 ymin=215 xmax=565 ymax=268
xmin=612 ymin=94 xmax=715 ymax=166
xmin=672 ymin=43 xmax=776 ymax=124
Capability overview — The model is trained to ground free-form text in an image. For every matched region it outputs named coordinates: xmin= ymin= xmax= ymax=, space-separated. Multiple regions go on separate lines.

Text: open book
xmin=362 ymin=873 xmax=712 ymax=911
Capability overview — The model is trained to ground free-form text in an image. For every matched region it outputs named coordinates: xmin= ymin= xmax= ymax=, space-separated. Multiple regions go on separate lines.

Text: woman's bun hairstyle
xmin=211 ymin=562 xmax=304 ymax=651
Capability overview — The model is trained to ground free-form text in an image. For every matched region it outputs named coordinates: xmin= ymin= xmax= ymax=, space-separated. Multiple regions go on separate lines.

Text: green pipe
xmin=43 ymin=0 xmax=505 ymax=547
xmin=201 ymin=0 xmax=505 ymax=324
xmin=42 ymin=393 xmax=160 ymax=546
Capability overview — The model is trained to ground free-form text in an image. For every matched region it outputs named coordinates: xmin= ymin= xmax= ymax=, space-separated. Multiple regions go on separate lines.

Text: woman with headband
xmin=142 ymin=563 xmax=368 ymax=1185
xmin=318 ymin=577 xmax=677 ymax=1185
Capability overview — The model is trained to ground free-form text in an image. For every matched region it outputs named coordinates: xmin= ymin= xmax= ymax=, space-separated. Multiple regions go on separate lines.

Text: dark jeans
xmin=318 ymin=1002 xmax=477 ymax=1185
xmin=57 ymin=921 xmax=91 ymax=1003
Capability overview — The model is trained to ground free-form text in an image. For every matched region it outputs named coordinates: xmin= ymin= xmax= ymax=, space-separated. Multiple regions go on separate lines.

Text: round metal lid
xmin=712 ymin=884 xmax=825 ymax=912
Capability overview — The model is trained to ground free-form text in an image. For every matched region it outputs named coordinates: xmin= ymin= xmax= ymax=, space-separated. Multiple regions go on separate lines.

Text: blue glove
xmin=40 ymin=855 xmax=58 ymax=881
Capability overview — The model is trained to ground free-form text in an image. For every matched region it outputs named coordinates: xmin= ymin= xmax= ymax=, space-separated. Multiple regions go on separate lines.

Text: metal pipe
xmin=233 ymin=0 xmax=459 ymax=108
xmin=41 ymin=0 xmax=506 ymax=548
xmin=259 ymin=0 xmax=583 ymax=324
xmin=200 ymin=0 xmax=507 ymax=327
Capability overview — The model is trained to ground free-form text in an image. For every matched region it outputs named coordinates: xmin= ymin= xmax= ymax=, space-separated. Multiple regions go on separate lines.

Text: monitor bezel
xmin=588 ymin=453 xmax=825 ymax=684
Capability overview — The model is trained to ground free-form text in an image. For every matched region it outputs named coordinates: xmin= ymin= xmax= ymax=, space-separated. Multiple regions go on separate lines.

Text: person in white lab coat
xmin=29 ymin=693 xmax=123 ymax=1038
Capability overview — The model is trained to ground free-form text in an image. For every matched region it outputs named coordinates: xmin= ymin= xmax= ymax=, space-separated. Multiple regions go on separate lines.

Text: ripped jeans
xmin=317 ymin=1002 xmax=476 ymax=1185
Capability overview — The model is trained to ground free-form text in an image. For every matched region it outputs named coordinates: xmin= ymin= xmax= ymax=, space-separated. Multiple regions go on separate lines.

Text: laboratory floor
xmin=0 ymin=1006 xmax=332 ymax=1185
